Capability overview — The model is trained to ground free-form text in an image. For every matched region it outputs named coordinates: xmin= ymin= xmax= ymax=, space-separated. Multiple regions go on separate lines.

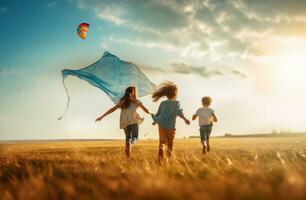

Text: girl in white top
xmin=192 ymin=96 xmax=218 ymax=154
xmin=95 ymin=86 xmax=151 ymax=157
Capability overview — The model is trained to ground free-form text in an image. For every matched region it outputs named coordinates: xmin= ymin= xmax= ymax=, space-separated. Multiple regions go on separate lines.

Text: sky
xmin=1 ymin=0 xmax=306 ymax=140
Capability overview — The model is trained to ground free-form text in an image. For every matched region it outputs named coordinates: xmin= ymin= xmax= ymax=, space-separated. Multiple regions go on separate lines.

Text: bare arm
xmin=95 ymin=104 xmax=120 ymax=122
xmin=179 ymin=113 xmax=190 ymax=125
xmin=139 ymin=104 xmax=151 ymax=114
xmin=151 ymin=104 xmax=162 ymax=126
xmin=176 ymin=102 xmax=190 ymax=125
xmin=212 ymin=113 xmax=218 ymax=122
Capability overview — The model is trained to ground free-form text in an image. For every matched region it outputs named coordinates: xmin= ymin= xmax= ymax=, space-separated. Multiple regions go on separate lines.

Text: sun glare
xmin=275 ymin=47 xmax=306 ymax=92
xmin=67 ymin=122 xmax=81 ymax=132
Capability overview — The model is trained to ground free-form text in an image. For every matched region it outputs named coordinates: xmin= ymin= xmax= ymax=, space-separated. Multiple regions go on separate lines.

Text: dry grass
xmin=0 ymin=136 xmax=306 ymax=200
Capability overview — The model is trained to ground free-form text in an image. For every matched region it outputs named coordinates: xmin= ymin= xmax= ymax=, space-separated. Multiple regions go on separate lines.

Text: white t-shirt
xmin=195 ymin=107 xmax=214 ymax=126
xmin=119 ymin=100 xmax=144 ymax=129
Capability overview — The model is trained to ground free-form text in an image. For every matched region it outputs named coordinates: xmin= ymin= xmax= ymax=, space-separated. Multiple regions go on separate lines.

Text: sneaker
xmin=130 ymin=137 xmax=137 ymax=145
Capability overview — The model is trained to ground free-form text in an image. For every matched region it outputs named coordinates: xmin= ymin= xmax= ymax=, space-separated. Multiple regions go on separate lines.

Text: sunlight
xmin=67 ymin=121 xmax=82 ymax=132
xmin=275 ymin=47 xmax=306 ymax=92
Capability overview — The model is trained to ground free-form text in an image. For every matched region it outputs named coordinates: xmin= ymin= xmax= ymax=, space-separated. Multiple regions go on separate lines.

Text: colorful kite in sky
xmin=77 ymin=23 xmax=90 ymax=40
xmin=58 ymin=51 xmax=156 ymax=120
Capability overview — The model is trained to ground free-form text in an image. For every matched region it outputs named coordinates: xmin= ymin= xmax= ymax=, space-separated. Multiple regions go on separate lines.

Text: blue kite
xmin=58 ymin=51 xmax=156 ymax=120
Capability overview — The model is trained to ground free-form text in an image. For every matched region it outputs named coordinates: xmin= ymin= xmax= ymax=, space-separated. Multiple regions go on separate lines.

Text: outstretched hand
xmin=184 ymin=119 xmax=190 ymax=125
xmin=95 ymin=116 xmax=103 ymax=122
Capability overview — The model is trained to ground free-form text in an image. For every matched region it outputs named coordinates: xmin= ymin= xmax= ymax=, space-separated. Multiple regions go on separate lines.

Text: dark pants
xmin=124 ymin=124 xmax=139 ymax=143
xmin=200 ymin=125 xmax=212 ymax=143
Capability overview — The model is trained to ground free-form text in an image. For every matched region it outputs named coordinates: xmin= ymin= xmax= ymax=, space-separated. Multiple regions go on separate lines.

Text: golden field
xmin=0 ymin=135 xmax=306 ymax=200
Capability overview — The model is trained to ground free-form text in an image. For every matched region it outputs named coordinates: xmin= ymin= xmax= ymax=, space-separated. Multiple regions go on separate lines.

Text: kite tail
xmin=58 ymin=77 xmax=70 ymax=120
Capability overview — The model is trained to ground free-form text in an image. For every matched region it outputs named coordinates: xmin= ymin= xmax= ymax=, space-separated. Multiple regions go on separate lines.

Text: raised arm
xmin=95 ymin=104 xmax=120 ymax=122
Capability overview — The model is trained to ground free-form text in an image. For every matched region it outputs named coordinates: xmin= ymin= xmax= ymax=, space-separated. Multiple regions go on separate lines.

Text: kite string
xmin=57 ymin=77 xmax=70 ymax=120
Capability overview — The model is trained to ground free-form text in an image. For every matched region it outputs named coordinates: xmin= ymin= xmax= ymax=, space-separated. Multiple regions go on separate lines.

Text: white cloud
xmin=95 ymin=6 xmax=125 ymax=25
xmin=230 ymin=68 xmax=249 ymax=79
xmin=76 ymin=0 xmax=306 ymax=65
xmin=139 ymin=61 xmax=248 ymax=80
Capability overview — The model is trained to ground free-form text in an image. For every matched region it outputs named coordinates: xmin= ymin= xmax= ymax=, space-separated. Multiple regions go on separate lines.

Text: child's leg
xmin=206 ymin=125 xmax=212 ymax=152
xmin=124 ymin=126 xmax=132 ymax=157
xmin=130 ymin=124 xmax=139 ymax=144
xmin=199 ymin=127 xmax=206 ymax=145
xmin=200 ymin=127 xmax=208 ymax=153
xmin=165 ymin=129 xmax=176 ymax=158
xmin=124 ymin=126 xmax=132 ymax=142
xmin=158 ymin=126 xmax=167 ymax=158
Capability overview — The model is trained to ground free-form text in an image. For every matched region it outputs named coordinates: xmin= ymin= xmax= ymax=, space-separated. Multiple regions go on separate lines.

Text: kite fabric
xmin=77 ymin=23 xmax=90 ymax=40
xmin=58 ymin=51 xmax=156 ymax=120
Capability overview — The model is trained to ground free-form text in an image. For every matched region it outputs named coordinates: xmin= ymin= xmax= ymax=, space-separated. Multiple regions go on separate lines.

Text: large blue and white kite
xmin=58 ymin=51 xmax=156 ymax=120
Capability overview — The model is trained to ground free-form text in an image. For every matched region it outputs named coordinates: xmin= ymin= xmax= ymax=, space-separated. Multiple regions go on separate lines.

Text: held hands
xmin=184 ymin=119 xmax=190 ymax=125
xmin=146 ymin=108 xmax=154 ymax=115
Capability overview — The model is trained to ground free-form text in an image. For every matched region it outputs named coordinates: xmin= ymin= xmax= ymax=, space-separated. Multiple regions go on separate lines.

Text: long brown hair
xmin=152 ymin=81 xmax=177 ymax=102
xmin=119 ymin=87 xmax=136 ymax=109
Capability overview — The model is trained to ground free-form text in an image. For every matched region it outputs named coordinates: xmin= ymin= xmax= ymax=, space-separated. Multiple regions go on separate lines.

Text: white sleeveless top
xmin=119 ymin=100 xmax=144 ymax=129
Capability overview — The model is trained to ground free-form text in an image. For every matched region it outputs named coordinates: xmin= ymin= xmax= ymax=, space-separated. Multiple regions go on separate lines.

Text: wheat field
xmin=0 ymin=135 xmax=305 ymax=200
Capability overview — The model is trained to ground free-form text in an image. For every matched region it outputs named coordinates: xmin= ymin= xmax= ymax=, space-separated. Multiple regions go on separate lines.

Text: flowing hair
xmin=152 ymin=81 xmax=177 ymax=102
xmin=119 ymin=87 xmax=136 ymax=109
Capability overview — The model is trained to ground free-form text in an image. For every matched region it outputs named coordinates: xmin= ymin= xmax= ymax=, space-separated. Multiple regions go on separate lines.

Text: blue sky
xmin=1 ymin=0 xmax=306 ymax=140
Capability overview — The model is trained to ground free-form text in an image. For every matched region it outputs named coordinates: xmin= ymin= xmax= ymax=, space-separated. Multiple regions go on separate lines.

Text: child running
xmin=192 ymin=96 xmax=217 ymax=154
xmin=151 ymin=82 xmax=190 ymax=162
xmin=95 ymin=86 xmax=151 ymax=157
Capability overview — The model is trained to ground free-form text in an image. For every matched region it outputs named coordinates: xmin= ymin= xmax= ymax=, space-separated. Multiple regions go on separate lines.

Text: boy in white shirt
xmin=192 ymin=96 xmax=218 ymax=154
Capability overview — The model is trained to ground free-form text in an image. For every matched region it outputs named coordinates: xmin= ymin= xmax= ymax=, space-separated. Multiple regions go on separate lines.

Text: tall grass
xmin=0 ymin=136 xmax=305 ymax=200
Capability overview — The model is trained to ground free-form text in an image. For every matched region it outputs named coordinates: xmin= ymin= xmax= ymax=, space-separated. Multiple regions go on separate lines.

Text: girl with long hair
xmin=151 ymin=81 xmax=190 ymax=162
xmin=95 ymin=86 xmax=151 ymax=157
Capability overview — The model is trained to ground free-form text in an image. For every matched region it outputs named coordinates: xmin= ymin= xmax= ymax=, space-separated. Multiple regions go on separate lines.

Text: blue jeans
xmin=200 ymin=125 xmax=212 ymax=143
xmin=124 ymin=124 xmax=139 ymax=143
